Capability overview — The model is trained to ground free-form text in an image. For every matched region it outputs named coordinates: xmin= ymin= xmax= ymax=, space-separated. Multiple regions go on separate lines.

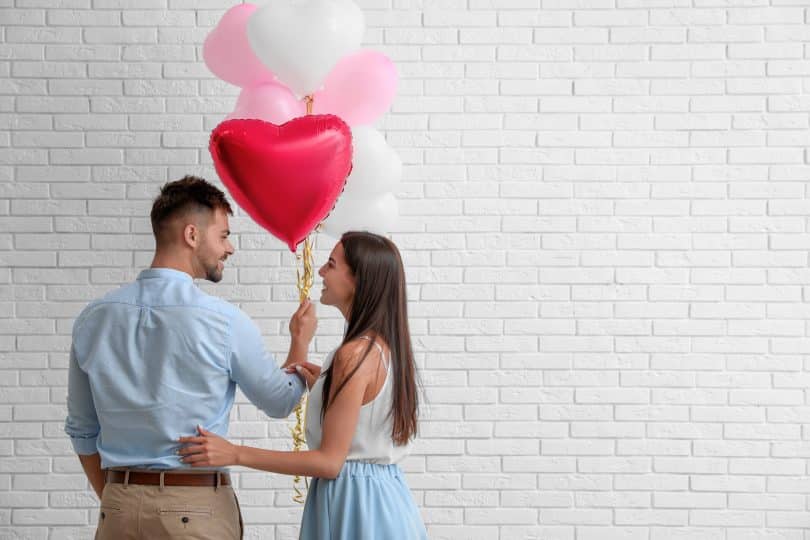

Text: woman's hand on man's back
xmin=286 ymin=361 xmax=322 ymax=389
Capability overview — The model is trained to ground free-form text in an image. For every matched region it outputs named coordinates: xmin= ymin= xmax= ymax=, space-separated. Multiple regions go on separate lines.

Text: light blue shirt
xmin=64 ymin=267 xmax=305 ymax=469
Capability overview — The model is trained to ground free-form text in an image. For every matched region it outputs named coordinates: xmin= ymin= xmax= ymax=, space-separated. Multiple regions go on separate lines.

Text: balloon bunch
xmin=204 ymin=0 xmax=402 ymax=504
xmin=205 ymin=0 xmax=401 ymax=244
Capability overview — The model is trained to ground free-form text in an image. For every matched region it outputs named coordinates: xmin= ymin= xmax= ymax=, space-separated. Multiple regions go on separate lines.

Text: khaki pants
xmin=95 ymin=480 xmax=243 ymax=540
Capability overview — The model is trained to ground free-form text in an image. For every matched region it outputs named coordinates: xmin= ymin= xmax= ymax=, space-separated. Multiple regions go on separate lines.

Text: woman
xmin=178 ymin=231 xmax=428 ymax=539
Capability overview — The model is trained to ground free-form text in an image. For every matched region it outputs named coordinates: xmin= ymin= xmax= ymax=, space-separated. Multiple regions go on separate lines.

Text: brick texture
xmin=2 ymin=1 xmax=810 ymax=539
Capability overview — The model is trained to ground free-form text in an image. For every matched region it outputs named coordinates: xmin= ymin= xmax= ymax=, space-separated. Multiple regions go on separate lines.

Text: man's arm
xmin=64 ymin=343 xmax=103 ymax=498
xmin=229 ymin=309 xmax=307 ymax=418
xmin=79 ymin=454 xmax=105 ymax=499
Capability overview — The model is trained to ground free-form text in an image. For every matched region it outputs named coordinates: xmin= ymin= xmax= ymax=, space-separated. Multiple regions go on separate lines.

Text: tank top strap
xmin=358 ymin=335 xmax=390 ymax=371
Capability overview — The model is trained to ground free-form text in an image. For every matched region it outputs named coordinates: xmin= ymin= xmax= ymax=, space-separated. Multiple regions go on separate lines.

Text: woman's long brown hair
xmin=320 ymin=231 xmax=419 ymax=445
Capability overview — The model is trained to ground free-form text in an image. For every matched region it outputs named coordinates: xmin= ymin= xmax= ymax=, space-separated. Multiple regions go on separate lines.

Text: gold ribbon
xmin=291 ymin=93 xmax=317 ymax=504
xmin=291 ymin=235 xmax=313 ymax=504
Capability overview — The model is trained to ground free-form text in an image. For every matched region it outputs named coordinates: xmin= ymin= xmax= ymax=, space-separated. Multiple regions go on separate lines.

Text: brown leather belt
xmin=105 ymin=470 xmax=231 ymax=488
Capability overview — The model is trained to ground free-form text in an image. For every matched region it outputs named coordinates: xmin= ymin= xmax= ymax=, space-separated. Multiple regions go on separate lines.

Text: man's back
xmin=66 ymin=267 xmax=303 ymax=469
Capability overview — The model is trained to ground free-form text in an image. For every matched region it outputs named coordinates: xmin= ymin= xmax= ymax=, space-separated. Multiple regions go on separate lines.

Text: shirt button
xmin=182 ymin=516 xmax=189 ymax=523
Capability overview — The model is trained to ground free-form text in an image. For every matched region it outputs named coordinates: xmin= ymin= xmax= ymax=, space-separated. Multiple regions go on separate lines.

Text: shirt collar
xmin=137 ymin=267 xmax=194 ymax=283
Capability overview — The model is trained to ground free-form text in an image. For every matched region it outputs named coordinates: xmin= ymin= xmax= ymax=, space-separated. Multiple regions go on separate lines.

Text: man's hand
xmin=289 ymin=300 xmax=317 ymax=345
xmin=78 ymin=453 xmax=105 ymax=499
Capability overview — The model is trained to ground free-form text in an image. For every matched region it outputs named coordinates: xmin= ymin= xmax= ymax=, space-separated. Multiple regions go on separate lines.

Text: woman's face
xmin=318 ymin=242 xmax=356 ymax=313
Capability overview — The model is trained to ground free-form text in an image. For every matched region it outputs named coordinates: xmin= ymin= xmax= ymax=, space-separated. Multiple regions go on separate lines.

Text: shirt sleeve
xmin=228 ymin=308 xmax=306 ymax=418
xmin=64 ymin=343 xmax=100 ymax=455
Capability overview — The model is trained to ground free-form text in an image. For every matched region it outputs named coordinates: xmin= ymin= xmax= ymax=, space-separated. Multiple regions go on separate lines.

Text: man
xmin=65 ymin=176 xmax=313 ymax=539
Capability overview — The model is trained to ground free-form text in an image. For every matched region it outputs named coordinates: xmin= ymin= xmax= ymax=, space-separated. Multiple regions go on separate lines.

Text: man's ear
xmin=183 ymin=223 xmax=198 ymax=248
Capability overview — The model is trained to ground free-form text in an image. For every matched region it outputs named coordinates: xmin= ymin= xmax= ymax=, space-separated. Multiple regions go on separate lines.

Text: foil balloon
xmin=202 ymin=4 xmax=275 ymax=88
xmin=321 ymin=192 xmax=398 ymax=238
xmin=246 ymin=0 xmax=365 ymax=98
xmin=342 ymin=126 xmax=402 ymax=197
xmin=226 ymin=82 xmax=304 ymax=124
xmin=209 ymin=117 xmax=353 ymax=252
xmin=313 ymin=50 xmax=398 ymax=126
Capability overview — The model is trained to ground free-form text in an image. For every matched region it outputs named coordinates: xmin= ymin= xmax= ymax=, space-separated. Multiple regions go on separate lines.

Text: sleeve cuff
xmin=288 ymin=372 xmax=306 ymax=398
xmin=70 ymin=436 xmax=98 ymax=455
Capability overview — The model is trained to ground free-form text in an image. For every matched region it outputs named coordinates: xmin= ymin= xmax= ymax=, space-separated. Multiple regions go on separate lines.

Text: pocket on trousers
xmin=95 ymin=504 xmax=123 ymax=539
xmin=157 ymin=506 xmax=213 ymax=536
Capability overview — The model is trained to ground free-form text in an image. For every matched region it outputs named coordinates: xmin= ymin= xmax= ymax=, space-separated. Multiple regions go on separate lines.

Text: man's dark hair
xmin=150 ymin=176 xmax=233 ymax=243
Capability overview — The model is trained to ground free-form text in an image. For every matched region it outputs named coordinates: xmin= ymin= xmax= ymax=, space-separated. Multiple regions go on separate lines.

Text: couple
xmin=64 ymin=176 xmax=428 ymax=539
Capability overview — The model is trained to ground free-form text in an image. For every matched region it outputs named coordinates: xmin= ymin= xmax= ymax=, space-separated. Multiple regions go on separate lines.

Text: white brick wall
xmin=2 ymin=1 xmax=810 ymax=538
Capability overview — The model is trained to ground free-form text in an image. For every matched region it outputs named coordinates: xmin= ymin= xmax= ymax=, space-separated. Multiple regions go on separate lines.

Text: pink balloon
xmin=203 ymin=4 xmax=275 ymax=88
xmin=227 ymin=83 xmax=305 ymax=124
xmin=313 ymin=50 xmax=397 ymax=126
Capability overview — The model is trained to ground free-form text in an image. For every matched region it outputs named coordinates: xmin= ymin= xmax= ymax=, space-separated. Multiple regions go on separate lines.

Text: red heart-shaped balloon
xmin=210 ymin=116 xmax=352 ymax=252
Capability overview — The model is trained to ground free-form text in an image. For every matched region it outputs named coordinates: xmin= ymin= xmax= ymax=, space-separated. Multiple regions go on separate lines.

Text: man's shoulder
xmin=181 ymin=293 xmax=260 ymax=348
xmin=73 ymin=282 xmax=137 ymax=327
xmin=193 ymin=291 xmax=241 ymax=319
xmin=72 ymin=279 xmax=252 ymax=338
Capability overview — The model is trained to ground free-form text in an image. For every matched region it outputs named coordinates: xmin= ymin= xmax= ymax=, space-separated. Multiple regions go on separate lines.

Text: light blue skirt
xmin=299 ymin=461 xmax=428 ymax=540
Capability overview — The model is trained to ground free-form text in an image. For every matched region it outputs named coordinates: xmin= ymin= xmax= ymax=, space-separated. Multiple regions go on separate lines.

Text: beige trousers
xmin=95 ymin=481 xmax=243 ymax=540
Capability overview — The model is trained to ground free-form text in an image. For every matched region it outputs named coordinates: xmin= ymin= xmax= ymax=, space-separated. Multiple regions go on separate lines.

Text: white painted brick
xmin=690 ymin=25 xmax=763 ymax=43
xmin=612 ymin=27 xmax=685 ymax=43
xmin=650 ymin=8 xmax=725 ymax=26
xmin=575 ymin=10 xmax=647 ymax=27
xmin=497 ymin=10 xmax=570 ymax=27
xmin=16 ymin=97 xmax=88 ymax=114
xmin=44 ymin=45 xmax=119 ymax=62
xmin=542 ymin=62 xmax=615 ymax=79
xmin=728 ymin=7 xmax=804 ymax=25
xmin=11 ymin=132 xmax=82 ymax=148
xmin=88 ymin=62 xmax=162 ymax=79
xmin=4 ymin=4 xmax=810 ymax=538
xmin=6 ymin=27 xmax=81 ymax=44
xmin=766 ymin=511 xmax=810 ymax=528
xmin=497 ymin=44 xmax=571 ymax=62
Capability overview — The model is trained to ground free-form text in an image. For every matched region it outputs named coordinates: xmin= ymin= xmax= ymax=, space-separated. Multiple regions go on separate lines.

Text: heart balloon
xmin=313 ymin=50 xmax=398 ymax=126
xmin=209 ymin=117 xmax=353 ymax=252
xmin=203 ymin=4 xmax=275 ymax=88
xmin=246 ymin=0 xmax=365 ymax=98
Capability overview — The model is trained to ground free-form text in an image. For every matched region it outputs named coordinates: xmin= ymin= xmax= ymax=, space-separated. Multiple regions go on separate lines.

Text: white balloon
xmin=344 ymin=126 xmax=402 ymax=198
xmin=247 ymin=0 xmax=365 ymax=98
xmin=321 ymin=192 xmax=398 ymax=238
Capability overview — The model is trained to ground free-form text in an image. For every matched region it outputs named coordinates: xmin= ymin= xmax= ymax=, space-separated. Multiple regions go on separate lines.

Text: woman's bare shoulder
xmin=333 ymin=335 xmax=388 ymax=376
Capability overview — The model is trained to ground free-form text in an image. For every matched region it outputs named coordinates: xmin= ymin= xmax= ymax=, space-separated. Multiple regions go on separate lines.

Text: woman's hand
xmin=178 ymin=426 xmax=241 ymax=467
xmin=289 ymin=299 xmax=317 ymax=345
xmin=286 ymin=361 xmax=322 ymax=390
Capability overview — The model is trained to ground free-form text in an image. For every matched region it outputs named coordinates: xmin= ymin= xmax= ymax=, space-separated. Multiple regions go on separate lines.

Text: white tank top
xmin=304 ymin=336 xmax=410 ymax=465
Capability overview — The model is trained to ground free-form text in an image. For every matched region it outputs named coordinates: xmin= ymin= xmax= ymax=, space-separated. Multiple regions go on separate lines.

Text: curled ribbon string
xmin=291 ymin=93 xmax=316 ymax=504
xmin=291 ymin=235 xmax=313 ymax=504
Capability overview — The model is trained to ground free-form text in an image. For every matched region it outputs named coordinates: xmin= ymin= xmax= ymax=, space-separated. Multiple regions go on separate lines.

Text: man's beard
xmin=204 ymin=260 xmax=223 ymax=283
